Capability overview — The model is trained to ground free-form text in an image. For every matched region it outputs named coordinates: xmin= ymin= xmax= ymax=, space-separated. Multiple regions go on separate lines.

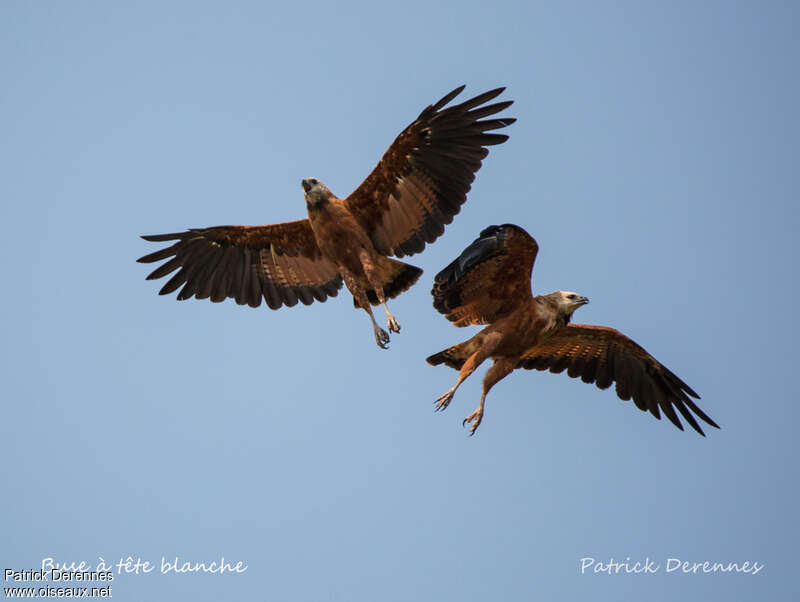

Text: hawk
xmin=138 ymin=86 xmax=514 ymax=348
xmin=427 ymin=224 xmax=719 ymax=435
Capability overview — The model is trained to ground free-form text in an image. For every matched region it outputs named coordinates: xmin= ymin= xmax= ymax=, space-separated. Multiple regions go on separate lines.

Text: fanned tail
xmin=354 ymin=258 xmax=423 ymax=307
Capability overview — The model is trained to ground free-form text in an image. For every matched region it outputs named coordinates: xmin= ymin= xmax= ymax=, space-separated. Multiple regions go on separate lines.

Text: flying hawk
xmin=427 ymin=224 xmax=719 ymax=435
xmin=138 ymin=86 xmax=514 ymax=348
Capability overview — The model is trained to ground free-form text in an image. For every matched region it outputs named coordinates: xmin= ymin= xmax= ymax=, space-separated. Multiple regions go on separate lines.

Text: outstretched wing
xmin=138 ymin=220 xmax=343 ymax=309
xmin=431 ymin=224 xmax=538 ymax=327
xmin=518 ymin=324 xmax=718 ymax=435
xmin=345 ymin=86 xmax=515 ymax=258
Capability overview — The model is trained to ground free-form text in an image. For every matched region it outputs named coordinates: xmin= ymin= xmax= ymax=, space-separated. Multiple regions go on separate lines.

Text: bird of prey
xmin=138 ymin=86 xmax=514 ymax=348
xmin=427 ymin=224 xmax=719 ymax=435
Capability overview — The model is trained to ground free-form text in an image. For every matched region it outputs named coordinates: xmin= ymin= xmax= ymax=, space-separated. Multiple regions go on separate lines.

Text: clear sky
xmin=1 ymin=1 xmax=797 ymax=600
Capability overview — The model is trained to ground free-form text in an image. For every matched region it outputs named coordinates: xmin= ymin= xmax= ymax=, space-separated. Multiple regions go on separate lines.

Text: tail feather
xmin=354 ymin=258 xmax=423 ymax=307
xmin=426 ymin=342 xmax=472 ymax=370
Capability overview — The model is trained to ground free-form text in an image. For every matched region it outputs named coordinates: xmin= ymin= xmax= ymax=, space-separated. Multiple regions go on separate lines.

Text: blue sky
xmin=1 ymin=1 xmax=797 ymax=600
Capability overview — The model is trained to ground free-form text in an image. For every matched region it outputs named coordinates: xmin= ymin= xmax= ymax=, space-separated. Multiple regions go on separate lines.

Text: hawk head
xmin=302 ymin=178 xmax=333 ymax=209
xmin=553 ymin=290 xmax=589 ymax=323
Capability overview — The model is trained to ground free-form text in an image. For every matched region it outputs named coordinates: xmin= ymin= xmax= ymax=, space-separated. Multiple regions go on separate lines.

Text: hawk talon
xmin=434 ymin=388 xmax=455 ymax=412
xmin=463 ymin=410 xmax=484 ymax=435
xmin=387 ymin=315 xmax=401 ymax=333
xmin=374 ymin=326 xmax=390 ymax=349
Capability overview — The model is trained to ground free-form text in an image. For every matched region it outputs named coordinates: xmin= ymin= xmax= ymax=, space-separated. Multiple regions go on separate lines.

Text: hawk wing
xmin=518 ymin=324 xmax=718 ymax=435
xmin=345 ymin=86 xmax=515 ymax=258
xmin=431 ymin=224 xmax=538 ymax=327
xmin=138 ymin=219 xmax=343 ymax=309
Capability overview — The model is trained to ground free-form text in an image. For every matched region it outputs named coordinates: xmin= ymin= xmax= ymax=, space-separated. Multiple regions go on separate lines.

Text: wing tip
xmin=141 ymin=232 xmax=183 ymax=242
xmin=137 ymin=251 xmax=172 ymax=264
xmin=490 ymin=133 xmax=510 ymax=145
xmin=431 ymin=85 xmax=467 ymax=111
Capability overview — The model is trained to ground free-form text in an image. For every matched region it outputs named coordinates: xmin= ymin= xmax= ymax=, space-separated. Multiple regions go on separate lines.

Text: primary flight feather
xmin=138 ymin=86 xmax=515 ymax=348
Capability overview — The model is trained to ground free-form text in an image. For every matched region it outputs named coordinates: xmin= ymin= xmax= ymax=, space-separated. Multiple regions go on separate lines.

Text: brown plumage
xmin=427 ymin=224 xmax=719 ymax=435
xmin=138 ymin=86 xmax=514 ymax=348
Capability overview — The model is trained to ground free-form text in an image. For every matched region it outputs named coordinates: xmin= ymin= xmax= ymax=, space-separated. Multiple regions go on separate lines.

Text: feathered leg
xmin=463 ymin=356 xmax=517 ymax=435
xmin=341 ymin=267 xmax=389 ymax=349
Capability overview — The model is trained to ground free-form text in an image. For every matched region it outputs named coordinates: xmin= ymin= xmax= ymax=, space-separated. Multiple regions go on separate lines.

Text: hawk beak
xmin=580 ymin=297 xmax=589 ymax=305
xmin=301 ymin=179 xmax=312 ymax=193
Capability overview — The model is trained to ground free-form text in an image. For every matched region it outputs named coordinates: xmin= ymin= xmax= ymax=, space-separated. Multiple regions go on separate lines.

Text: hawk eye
xmin=567 ymin=294 xmax=576 ymax=300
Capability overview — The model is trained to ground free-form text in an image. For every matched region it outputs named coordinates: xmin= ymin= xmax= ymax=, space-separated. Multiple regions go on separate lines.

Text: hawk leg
xmin=359 ymin=248 xmax=400 ymax=334
xmin=383 ymin=303 xmax=401 ymax=333
xmin=342 ymin=267 xmax=390 ymax=349
xmin=434 ymin=333 xmax=500 ymax=413
xmin=463 ymin=357 xmax=516 ymax=436
xmin=369 ymin=310 xmax=391 ymax=349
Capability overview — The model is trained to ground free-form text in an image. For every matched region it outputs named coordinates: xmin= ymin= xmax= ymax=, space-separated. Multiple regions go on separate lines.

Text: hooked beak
xmin=578 ymin=296 xmax=589 ymax=306
xmin=301 ymin=179 xmax=312 ymax=193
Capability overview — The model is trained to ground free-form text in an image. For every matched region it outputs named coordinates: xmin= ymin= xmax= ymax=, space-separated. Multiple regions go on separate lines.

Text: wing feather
xmin=196 ymin=249 xmax=225 ymax=300
xmin=211 ymin=245 xmax=238 ymax=302
xmin=518 ymin=324 xmax=718 ymax=435
xmin=248 ymin=263 xmax=263 ymax=308
xmin=138 ymin=220 xmax=343 ymax=309
xmin=345 ymin=86 xmax=515 ymax=257
xmin=431 ymin=224 xmax=538 ymax=327
xmin=228 ymin=247 xmax=247 ymax=304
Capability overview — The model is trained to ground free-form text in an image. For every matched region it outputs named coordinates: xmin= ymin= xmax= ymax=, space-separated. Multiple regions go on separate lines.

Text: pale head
xmin=553 ymin=290 xmax=589 ymax=318
xmin=301 ymin=178 xmax=333 ymax=208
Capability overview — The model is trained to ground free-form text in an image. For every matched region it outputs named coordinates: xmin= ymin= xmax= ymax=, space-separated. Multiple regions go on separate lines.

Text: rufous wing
xmin=345 ymin=87 xmax=515 ymax=258
xmin=431 ymin=224 xmax=538 ymax=327
xmin=138 ymin=220 xmax=343 ymax=309
xmin=518 ymin=324 xmax=718 ymax=435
